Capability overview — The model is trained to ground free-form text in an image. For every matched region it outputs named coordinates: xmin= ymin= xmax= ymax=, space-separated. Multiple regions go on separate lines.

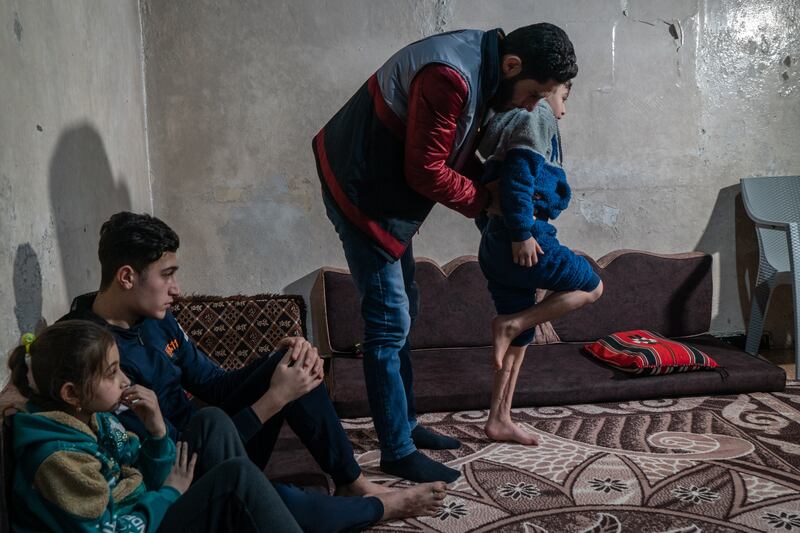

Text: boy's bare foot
xmin=376 ymin=482 xmax=447 ymax=520
xmin=492 ymin=315 xmax=521 ymax=369
xmin=484 ymin=419 xmax=539 ymax=445
xmin=335 ymin=473 xmax=392 ymax=497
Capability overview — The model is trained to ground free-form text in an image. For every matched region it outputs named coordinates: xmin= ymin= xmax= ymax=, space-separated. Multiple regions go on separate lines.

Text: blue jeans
xmin=324 ymin=194 xmax=418 ymax=461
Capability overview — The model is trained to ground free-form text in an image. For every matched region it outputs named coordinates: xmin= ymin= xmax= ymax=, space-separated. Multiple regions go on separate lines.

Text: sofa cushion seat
xmin=327 ymin=335 xmax=785 ymax=418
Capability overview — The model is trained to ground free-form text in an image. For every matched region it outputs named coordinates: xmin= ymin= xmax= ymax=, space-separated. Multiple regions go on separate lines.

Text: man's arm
xmin=404 ymin=64 xmax=490 ymax=218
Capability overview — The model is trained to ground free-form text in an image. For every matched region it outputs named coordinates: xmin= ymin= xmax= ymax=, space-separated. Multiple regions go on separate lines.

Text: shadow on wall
xmin=695 ymin=184 xmax=792 ymax=346
xmin=49 ymin=124 xmax=131 ymax=304
xmin=13 ymin=243 xmax=47 ymax=336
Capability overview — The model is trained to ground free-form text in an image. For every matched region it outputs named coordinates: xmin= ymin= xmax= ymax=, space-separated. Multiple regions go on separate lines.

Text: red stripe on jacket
xmin=314 ymin=131 xmax=407 ymax=259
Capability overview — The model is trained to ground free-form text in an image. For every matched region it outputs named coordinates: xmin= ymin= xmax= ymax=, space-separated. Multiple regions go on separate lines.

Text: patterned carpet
xmin=343 ymin=383 xmax=800 ymax=532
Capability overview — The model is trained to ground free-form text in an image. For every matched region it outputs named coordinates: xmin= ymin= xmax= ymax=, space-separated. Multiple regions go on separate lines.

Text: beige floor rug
xmin=343 ymin=383 xmax=800 ymax=532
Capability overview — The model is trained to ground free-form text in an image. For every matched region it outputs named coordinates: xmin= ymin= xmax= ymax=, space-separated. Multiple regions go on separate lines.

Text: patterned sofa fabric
xmin=171 ymin=293 xmax=306 ymax=370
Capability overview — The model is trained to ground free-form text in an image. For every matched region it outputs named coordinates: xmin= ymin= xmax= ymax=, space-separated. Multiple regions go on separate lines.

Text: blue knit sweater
xmin=478 ymin=101 xmax=570 ymax=242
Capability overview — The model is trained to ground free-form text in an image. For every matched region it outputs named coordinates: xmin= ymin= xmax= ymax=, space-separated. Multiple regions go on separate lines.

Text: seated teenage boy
xmin=59 ymin=211 xmax=446 ymax=533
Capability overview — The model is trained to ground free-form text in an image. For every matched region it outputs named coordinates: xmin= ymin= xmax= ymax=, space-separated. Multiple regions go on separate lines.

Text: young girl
xmin=477 ymin=81 xmax=604 ymax=445
xmin=9 ymin=320 xmax=301 ymax=532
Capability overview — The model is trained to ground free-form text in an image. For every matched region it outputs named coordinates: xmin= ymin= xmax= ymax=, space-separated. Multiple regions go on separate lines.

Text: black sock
xmin=380 ymin=451 xmax=460 ymax=483
xmin=411 ymin=425 xmax=461 ymax=450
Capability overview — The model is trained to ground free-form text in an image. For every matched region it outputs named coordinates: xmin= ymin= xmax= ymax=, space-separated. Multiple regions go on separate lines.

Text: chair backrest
xmin=741 ymin=176 xmax=800 ymax=273
xmin=741 ymin=176 xmax=800 ymax=226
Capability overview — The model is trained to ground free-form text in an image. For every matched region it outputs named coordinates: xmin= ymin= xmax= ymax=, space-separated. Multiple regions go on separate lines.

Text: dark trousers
xmin=157 ymin=457 xmax=301 ymax=533
xmin=182 ymin=407 xmax=383 ymax=533
xmin=220 ymin=350 xmax=362 ymax=486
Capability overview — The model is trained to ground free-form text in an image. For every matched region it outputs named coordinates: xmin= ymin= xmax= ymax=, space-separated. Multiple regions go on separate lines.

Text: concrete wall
xmin=142 ymin=0 xmax=800 ymax=345
xmin=0 ymin=0 xmax=151 ymax=382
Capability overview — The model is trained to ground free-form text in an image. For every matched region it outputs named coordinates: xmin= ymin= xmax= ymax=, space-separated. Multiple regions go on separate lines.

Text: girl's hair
xmin=8 ymin=320 xmax=116 ymax=411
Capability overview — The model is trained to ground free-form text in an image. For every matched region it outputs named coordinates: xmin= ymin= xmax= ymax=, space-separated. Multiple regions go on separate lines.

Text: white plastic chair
xmin=741 ymin=175 xmax=800 ymax=379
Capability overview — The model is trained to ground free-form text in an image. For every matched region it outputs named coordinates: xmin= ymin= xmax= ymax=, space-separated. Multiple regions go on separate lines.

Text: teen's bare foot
xmin=377 ymin=482 xmax=447 ymax=520
xmin=484 ymin=419 xmax=539 ymax=445
xmin=492 ymin=315 xmax=521 ymax=369
xmin=335 ymin=474 xmax=392 ymax=497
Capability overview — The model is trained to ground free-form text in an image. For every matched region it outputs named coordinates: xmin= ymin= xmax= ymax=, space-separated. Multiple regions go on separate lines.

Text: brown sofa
xmin=311 ymin=250 xmax=786 ymax=418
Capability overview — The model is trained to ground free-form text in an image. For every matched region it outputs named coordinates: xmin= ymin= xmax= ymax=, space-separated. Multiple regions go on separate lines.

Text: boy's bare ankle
xmin=335 ymin=474 xmax=390 ymax=497
xmin=484 ymin=419 xmax=539 ymax=445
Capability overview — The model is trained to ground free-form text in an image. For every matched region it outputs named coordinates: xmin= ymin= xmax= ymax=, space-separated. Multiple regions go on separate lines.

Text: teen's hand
xmin=122 ymin=385 xmax=167 ymax=438
xmin=269 ymin=349 xmax=324 ymax=405
xmin=512 ymin=237 xmax=544 ymax=267
xmin=164 ymin=441 xmax=197 ymax=495
xmin=276 ymin=336 xmax=324 ymax=380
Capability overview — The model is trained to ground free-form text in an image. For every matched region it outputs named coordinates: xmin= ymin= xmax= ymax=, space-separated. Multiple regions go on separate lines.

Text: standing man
xmin=313 ymin=23 xmax=578 ymax=483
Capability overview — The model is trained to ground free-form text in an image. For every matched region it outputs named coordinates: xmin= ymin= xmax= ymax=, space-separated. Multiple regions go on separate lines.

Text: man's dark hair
xmin=503 ymin=23 xmax=578 ymax=83
xmin=98 ymin=211 xmax=179 ymax=290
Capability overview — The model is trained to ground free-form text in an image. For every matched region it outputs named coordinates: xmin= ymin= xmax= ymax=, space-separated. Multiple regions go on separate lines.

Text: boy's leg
xmin=275 ymin=480 xmax=447 ymax=533
xmin=217 ymin=346 xmax=366 ymax=485
xmin=157 ymin=457 xmax=302 ymax=533
xmin=492 ymin=281 xmax=603 ymax=364
xmin=484 ymin=345 xmax=538 ymax=445
xmin=481 ymin=224 xmax=604 ymax=365
xmin=482 ymin=281 xmax=538 ymax=445
xmin=324 ymin=195 xmax=459 ymax=483
xmin=218 ymin=351 xmax=289 ymax=469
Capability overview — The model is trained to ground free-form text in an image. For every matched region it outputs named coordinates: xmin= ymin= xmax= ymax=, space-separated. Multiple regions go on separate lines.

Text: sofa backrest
xmin=311 ymin=250 xmax=712 ymax=354
xmin=551 ymin=250 xmax=712 ymax=341
xmin=312 ymin=257 xmax=495 ymax=353
xmin=171 ymin=293 xmax=306 ymax=370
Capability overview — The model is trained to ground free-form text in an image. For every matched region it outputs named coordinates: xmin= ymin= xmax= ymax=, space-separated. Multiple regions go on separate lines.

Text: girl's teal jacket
xmin=12 ymin=406 xmax=179 ymax=532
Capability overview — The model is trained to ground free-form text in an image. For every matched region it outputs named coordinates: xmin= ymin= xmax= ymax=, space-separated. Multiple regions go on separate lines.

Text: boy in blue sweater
xmin=477 ymin=82 xmax=604 ymax=444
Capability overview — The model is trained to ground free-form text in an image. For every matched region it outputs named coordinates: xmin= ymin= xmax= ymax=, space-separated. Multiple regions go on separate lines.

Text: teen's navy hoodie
xmin=59 ymin=293 xmax=265 ymax=442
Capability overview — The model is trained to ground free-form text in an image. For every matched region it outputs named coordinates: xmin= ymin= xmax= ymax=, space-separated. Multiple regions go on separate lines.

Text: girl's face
xmin=83 ymin=344 xmax=131 ymax=414
xmin=546 ymin=83 xmax=570 ymax=120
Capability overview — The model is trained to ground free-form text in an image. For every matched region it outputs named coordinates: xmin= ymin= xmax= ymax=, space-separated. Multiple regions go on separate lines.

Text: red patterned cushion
xmin=584 ymin=330 xmax=720 ymax=376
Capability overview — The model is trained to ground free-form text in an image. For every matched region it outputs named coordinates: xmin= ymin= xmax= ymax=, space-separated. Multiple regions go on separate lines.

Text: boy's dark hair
xmin=503 ymin=23 xmax=578 ymax=83
xmin=98 ymin=211 xmax=179 ymax=290
xmin=9 ymin=320 xmax=116 ymax=411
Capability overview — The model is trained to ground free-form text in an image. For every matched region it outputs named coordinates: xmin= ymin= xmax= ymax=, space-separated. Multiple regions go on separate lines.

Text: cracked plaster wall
xmin=3 ymin=1 xmax=797 ymax=376
xmin=0 ymin=0 xmax=151 ymax=383
xmin=143 ymin=0 xmax=800 ymax=345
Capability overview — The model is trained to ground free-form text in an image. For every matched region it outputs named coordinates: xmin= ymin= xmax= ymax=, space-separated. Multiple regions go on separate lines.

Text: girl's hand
xmin=164 ymin=441 xmax=197 ymax=495
xmin=122 ymin=385 xmax=167 ymax=438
